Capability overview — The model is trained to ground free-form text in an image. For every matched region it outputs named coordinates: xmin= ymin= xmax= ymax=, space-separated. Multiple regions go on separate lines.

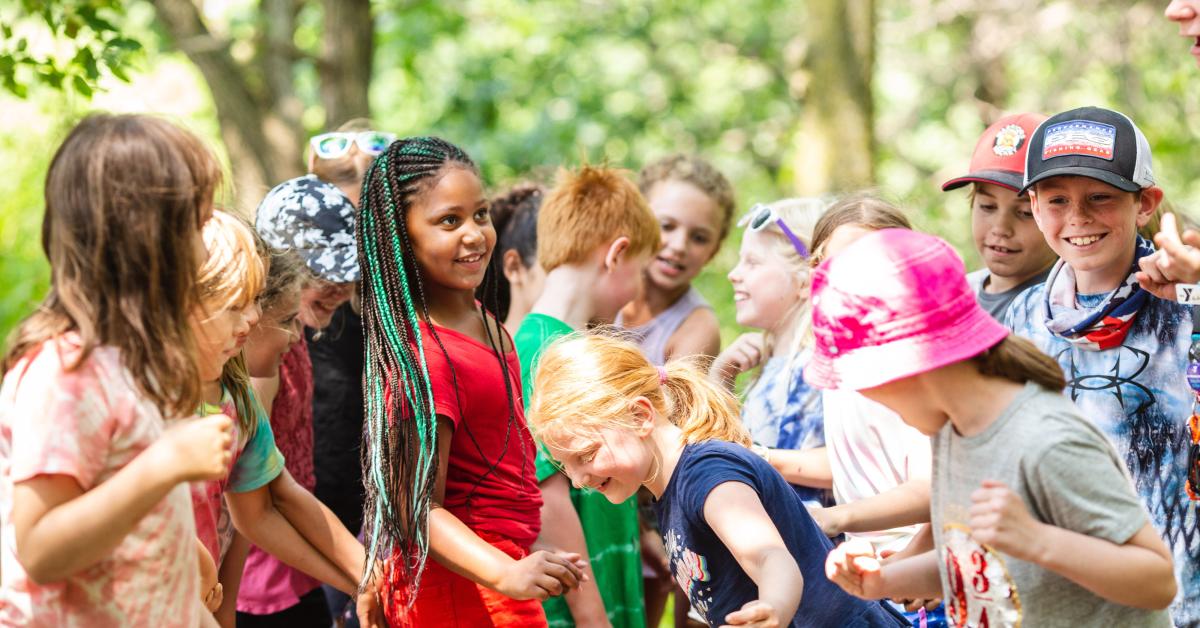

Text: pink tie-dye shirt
xmin=0 ymin=336 xmax=203 ymax=627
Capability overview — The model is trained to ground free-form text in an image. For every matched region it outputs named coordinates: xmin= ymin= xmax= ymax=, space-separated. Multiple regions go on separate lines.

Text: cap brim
xmin=1020 ymin=166 xmax=1141 ymax=195
xmin=942 ymin=169 xmax=1024 ymax=193
xmin=299 ymin=245 xmax=361 ymax=283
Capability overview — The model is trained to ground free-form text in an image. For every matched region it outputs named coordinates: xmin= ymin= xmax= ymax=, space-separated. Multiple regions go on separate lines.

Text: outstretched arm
xmin=269 ymin=469 xmax=366 ymax=590
xmin=809 ymin=478 xmax=930 ymax=537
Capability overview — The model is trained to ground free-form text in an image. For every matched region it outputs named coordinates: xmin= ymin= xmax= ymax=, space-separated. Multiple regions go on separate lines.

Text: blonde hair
xmin=198 ymin=209 xmax=267 ymax=435
xmin=537 ymin=165 xmax=661 ymax=272
xmin=527 ymin=331 xmax=751 ymax=458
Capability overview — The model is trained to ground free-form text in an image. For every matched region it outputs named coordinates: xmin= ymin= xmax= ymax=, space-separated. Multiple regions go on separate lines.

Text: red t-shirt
xmin=414 ymin=322 xmax=542 ymax=547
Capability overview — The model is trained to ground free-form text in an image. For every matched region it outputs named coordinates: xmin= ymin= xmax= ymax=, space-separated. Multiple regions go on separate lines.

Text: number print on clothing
xmin=941 ymin=524 xmax=1022 ymax=628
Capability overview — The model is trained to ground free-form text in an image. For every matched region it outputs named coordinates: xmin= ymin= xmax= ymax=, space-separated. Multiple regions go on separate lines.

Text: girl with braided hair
xmin=357 ymin=137 xmax=586 ymax=626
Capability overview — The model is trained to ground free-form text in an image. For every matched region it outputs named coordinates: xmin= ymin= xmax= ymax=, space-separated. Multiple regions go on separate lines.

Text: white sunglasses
xmin=309 ymin=131 xmax=397 ymax=159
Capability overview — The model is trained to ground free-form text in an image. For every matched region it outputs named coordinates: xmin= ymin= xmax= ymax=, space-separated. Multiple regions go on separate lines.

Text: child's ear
xmin=604 ymin=236 xmax=633 ymax=272
xmin=630 ymin=396 xmax=655 ymax=436
xmin=306 ymin=150 xmax=317 ymax=174
xmin=501 ymin=249 xmax=524 ymax=284
xmin=1135 ymin=187 xmax=1165 ymax=229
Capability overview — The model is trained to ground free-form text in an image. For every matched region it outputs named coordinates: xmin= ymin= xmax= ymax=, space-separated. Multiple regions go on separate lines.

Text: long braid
xmin=360 ymin=137 xmax=529 ymax=611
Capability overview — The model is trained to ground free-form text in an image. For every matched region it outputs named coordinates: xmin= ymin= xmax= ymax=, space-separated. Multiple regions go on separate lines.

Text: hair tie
xmin=657 ymin=365 xmax=668 ymax=385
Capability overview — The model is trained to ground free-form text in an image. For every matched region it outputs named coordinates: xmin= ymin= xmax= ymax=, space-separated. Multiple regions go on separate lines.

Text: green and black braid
xmin=357 ymin=136 xmax=527 ymax=610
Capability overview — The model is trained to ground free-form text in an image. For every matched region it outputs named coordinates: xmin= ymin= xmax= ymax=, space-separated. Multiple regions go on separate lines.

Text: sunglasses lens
xmin=359 ymin=132 xmax=394 ymax=155
xmin=314 ymin=135 xmax=351 ymax=158
xmin=749 ymin=207 xmax=773 ymax=230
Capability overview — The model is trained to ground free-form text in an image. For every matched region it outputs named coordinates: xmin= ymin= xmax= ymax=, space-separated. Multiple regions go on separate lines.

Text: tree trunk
xmin=793 ymin=0 xmax=875 ymax=195
xmin=319 ymin=0 xmax=373 ymax=128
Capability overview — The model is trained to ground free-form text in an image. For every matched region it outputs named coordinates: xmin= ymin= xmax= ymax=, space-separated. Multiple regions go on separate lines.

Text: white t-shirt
xmin=822 ymin=388 xmax=931 ymax=553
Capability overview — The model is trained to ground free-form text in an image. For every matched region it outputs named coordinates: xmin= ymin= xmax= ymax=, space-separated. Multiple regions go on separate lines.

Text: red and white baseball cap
xmin=941 ymin=112 xmax=1047 ymax=193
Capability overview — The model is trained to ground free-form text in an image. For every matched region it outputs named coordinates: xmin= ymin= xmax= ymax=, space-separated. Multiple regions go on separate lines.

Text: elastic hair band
xmin=657 ymin=365 xmax=668 ymax=385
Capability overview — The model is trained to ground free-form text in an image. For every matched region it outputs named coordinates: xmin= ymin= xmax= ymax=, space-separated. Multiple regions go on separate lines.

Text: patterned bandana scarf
xmin=1042 ymin=236 xmax=1156 ymax=351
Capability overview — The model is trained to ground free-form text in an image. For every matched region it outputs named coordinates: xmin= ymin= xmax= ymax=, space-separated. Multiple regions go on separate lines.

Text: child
xmin=1004 ymin=106 xmax=1197 ymax=625
xmin=357 ymin=137 xmax=584 ymax=626
xmin=515 ymin=165 xmax=660 ymax=627
xmin=0 ymin=114 xmax=231 ymax=625
xmin=617 ymin=155 xmax=734 ymax=364
xmin=527 ymin=332 xmax=906 ymax=627
xmin=243 ymin=173 xmax=360 ymax=625
xmin=1166 ymin=0 xmax=1200 ymax=67
xmin=708 ymin=198 xmax=829 ymax=507
xmin=482 ymin=183 xmax=546 ymax=332
xmin=817 ymin=228 xmax=1176 ymax=626
xmin=942 ymin=113 xmax=1057 ymax=321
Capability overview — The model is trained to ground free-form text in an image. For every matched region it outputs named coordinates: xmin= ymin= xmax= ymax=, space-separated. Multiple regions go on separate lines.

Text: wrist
xmin=141 ymin=438 xmax=191 ymax=486
xmin=1024 ymin=521 xmax=1057 ymax=566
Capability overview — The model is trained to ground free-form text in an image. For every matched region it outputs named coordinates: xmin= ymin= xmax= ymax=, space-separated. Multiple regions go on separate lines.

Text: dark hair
xmin=810 ymin=193 xmax=911 ymax=265
xmin=4 ymin=114 xmax=221 ymax=417
xmin=358 ymin=137 xmax=523 ymax=607
xmin=972 ymin=335 xmax=1065 ymax=392
xmin=478 ymin=183 xmax=543 ymax=320
xmin=638 ymin=154 xmax=737 ymax=244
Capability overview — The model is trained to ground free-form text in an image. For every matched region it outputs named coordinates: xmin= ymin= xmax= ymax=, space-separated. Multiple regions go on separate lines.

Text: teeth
xmin=1067 ymin=235 xmax=1102 ymax=246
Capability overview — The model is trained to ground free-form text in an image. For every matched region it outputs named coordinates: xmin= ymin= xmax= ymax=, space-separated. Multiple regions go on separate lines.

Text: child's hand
xmin=495 ymin=550 xmax=588 ymax=600
xmin=968 ymin=479 xmax=1046 ymax=562
xmin=195 ymin=538 xmax=222 ymax=612
xmin=158 ymin=415 xmax=234 ymax=482
xmin=824 ymin=538 xmax=884 ymax=600
xmin=355 ymin=582 xmax=384 ymax=628
xmin=1137 ymin=212 xmax=1200 ymax=299
xmin=710 ymin=333 xmax=765 ymax=387
xmin=720 ymin=600 xmax=782 ymax=627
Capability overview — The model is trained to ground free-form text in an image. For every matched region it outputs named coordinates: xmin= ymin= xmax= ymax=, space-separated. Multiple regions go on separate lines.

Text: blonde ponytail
xmin=527 ymin=330 xmax=750 ymax=452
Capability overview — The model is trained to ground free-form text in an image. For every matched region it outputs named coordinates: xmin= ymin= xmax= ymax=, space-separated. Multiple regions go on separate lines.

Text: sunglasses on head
xmin=309 ymin=131 xmax=397 ymax=160
xmin=738 ymin=203 xmax=810 ymax=259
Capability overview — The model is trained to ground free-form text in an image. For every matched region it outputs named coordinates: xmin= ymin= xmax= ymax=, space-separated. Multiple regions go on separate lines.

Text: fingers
xmin=548 ymin=550 xmax=586 ymax=585
xmin=721 ymin=600 xmax=773 ymax=627
xmin=535 ymin=573 xmax=564 ymax=598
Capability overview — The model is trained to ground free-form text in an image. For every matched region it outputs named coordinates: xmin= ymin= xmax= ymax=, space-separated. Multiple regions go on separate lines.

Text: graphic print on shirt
xmin=664 ymin=528 xmax=713 ymax=620
xmin=941 ymin=523 xmax=1022 ymax=628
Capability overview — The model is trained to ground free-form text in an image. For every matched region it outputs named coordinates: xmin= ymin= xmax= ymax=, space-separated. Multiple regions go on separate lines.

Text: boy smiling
xmin=1005 ymin=106 xmax=1195 ymax=625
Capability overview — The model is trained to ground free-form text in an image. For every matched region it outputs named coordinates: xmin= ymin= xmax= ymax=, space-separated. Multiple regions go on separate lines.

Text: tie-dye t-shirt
xmin=1007 ymin=286 xmax=1199 ymax=626
xmin=190 ymin=388 xmax=286 ymax=564
xmin=0 ymin=336 xmax=204 ymax=627
xmin=740 ymin=351 xmax=826 ymax=504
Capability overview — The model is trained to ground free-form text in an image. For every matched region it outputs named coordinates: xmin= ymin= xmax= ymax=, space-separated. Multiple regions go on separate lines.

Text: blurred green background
xmin=2 ymin=0 xmax=1199 ymax=351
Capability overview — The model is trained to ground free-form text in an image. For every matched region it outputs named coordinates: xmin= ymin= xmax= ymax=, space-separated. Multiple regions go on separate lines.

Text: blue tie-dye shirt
xmin=1007 ymin=286 xmax=1199 ymax=627
xmin=741 ymin=351 xmax=826 ymax=504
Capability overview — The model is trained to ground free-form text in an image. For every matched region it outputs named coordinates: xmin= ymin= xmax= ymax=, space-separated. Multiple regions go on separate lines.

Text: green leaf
xmin=107 ymin=37 xmax=142 ymax=52
xmin=72 ymin=74 xmax=93 ymax=98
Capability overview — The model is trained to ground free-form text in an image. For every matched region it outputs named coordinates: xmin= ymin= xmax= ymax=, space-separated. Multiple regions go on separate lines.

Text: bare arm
xmin=215 ymin=531 xmax=251 ymax=628
xmin=766 ymin=447 xmax=833 ymax=489
xmin=826 ymin=539 xmax=943 ymax=602
xmin=810 ymin=478 xmax=930 ymax=536
xmin=269 ymin=468 xmax=366 ymax=590
xmin=226 ymin=484 xmax=357 ymax=594
xmin=12 ymin=415 xmax=232 ymax=583
xmin=664 ymin=308 xmax=721 ymax=363
xmin=537 ymin=472 xmax=610 ymax=626
xmin=704 ymin=481 xmax=802 ymax=627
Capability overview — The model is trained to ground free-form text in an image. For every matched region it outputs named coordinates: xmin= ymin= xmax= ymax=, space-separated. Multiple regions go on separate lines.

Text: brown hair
xmin=538 ymin=165 xmax=661 ymax=272
xmin=258 ymin=246 xmax=309 ymax=314
xmin=3 ymin=114 xmax=221 ymax=417
xmin=972 ymin=335 xmax=1065 ymax=392
xmin=810 ymin=193 xmax=911 ymax=265
xmin=527 ymin=330 xmax=751 ymax=455
xmin=310 ymin=118 xmax=376 ymax=189
xmin=638 ymin=154 xmax=737 ymax=245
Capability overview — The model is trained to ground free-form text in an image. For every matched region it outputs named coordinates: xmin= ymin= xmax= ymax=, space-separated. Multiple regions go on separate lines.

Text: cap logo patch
xmin=992 ymin=124 xmax=1025 ymax=156
xmin=1042 ymin=120 xmax=1115 ymax=161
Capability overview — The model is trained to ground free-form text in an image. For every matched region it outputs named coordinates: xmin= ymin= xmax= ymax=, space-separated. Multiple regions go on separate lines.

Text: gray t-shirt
xmin=931 ymin=383 xmax=1170 ymax=627
xmin=967 ymin=268 xmax=1050 ymax=322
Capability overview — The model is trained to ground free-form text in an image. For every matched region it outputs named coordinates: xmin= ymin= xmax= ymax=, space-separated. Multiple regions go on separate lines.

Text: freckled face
xmin=548 ymin=428 xmax=653 ymax=505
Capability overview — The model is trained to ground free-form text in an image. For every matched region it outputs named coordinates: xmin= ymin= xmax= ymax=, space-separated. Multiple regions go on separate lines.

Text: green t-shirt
xmin=515 ymin=313 xmax=646 ymax=628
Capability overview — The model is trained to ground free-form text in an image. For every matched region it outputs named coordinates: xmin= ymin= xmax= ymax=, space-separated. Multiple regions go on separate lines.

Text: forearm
xmin=215 ymin=531 xmax=251 ymax=628
xmin=230 ymin=497 xmax=357 ymax=594
xmin=14 ymin=449 xmax=183 ymax=582
xmin=270 ymin=471 xmax=365 ymax=587
xmin=1033 ymin=523 xmax=1175 ymax=609
xmin=827 ymin=478 xmax=930 ymax=535
xmin=751 ymin=549 xmax=803 ymax=621
xmin=538 ymin=474 xmax=608 ymax=625
xmin=878 ymin=550 xmax=943 ymax=601
xmin=767 ymin=447 xmax=832 ymax=488
xmin=429 ymin=506 xmax=516 ymax=590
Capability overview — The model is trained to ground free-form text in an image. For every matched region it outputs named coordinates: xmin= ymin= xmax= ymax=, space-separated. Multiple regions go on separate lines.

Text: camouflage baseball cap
xmin=255 ymin=174 xmax=359 ymax=283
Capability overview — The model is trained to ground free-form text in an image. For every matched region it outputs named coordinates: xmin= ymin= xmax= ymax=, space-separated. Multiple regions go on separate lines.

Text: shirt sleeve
xmin=9 ymin=348 xmax=116 ymax=490
xmin=1022 ymin=427 xmax=1149 ymax=546
xmin=678 ymin=446 xmax=763 ymax=527
xmin=226 ymin=394 xmax=287 ymax=493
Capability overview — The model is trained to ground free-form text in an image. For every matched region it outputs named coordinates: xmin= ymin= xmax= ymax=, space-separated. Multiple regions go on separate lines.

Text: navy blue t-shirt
xmin=655 ymin=441 xmax=904 ymax=627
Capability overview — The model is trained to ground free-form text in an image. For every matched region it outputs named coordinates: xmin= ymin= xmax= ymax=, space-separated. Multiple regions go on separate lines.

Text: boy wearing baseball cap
xmin=1005 ymin=106 xmax=1197 ymax=625
xmin=943 ymin=113 xmax=1057 ymax=321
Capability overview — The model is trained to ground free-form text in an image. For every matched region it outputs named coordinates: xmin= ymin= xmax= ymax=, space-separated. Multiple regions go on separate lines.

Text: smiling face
xmin=1166 ymin=0 xmax=1200 ymax=66
xmin=547 ymin=426 xmax=654 ymax=504
xmin=727 ymin=230 xmax=807 ymax=331
xmin=244 ymin=288 xmax=303 ymax=377
xmin=191 ymin=300 xmax=258 ymax=382
xmin=298 ymin=280 xmax=355 ymax=330
xmin=1029 ymin=176 xmax=1155 ymax=294
xmin=407 ymin=166 xmax=494 ymax=294
xmin=970 ymin=182 xmax=1057 ymax=289
xmin=644 ymin=180 xmax=724 ymax=293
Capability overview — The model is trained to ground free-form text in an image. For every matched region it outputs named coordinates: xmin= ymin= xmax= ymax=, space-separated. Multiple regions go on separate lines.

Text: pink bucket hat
xmin=804 ymin=229 xmax=1010 ymax=391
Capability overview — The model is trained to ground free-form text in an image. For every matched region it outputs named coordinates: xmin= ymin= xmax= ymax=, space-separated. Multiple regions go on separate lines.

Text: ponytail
xmin=971 ymin=335 xmax=1066 ymax=392
xmin=527 ymin=330 xmax=750 ymax=453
